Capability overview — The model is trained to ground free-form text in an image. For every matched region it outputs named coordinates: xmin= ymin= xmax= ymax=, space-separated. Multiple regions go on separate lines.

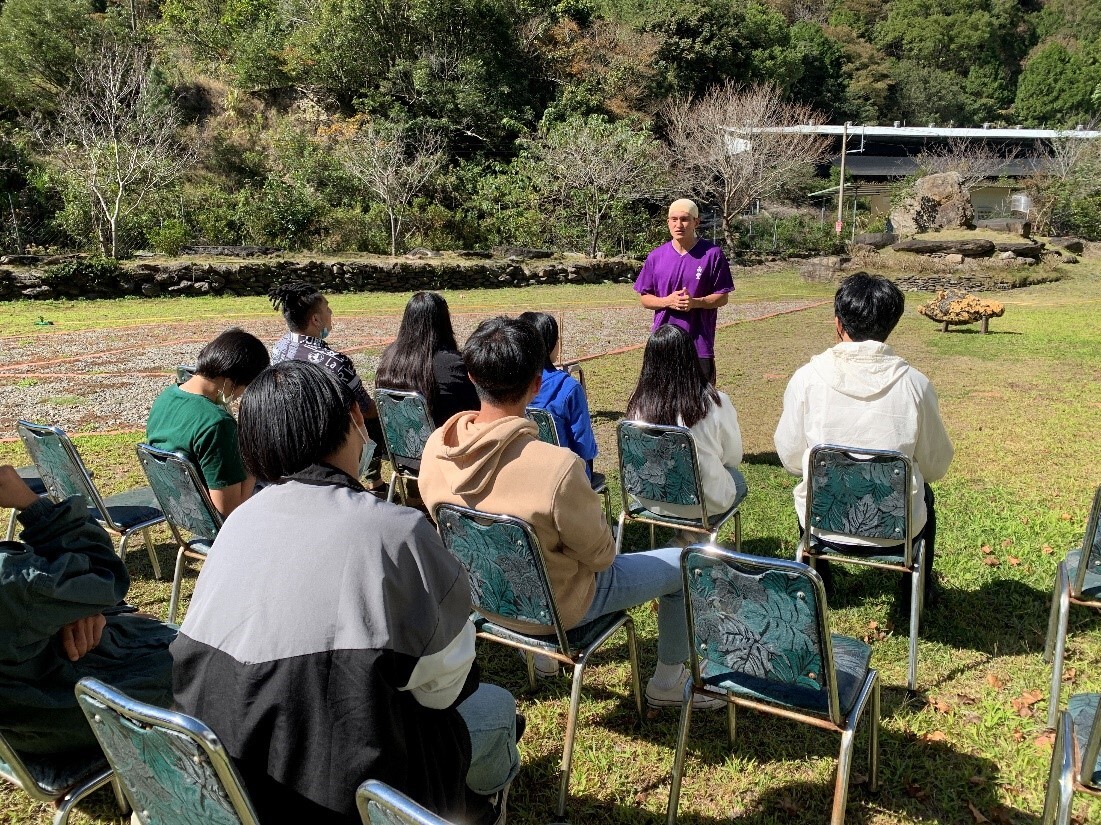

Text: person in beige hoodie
xmin=418 ymin=316 xmax=723 ymax=710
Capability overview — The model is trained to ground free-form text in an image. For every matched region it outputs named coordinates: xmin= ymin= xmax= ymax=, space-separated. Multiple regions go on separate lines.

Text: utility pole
xmin=835 ymin=121 xmax=848 ymax=236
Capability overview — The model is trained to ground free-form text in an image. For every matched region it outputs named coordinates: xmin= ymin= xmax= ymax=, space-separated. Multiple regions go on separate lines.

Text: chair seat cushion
xmin=0 ymin=746 xmax=109 ymax=797
xmin=702 ymin=634 xmax=872 ymax=717
xmin=1067 ymin=692 xmax=1101 ymax=788
xmin=15 ymin=467 xmax=46 ymax=497
xmin=591 ymin=472 xmax=607 ymax=493
xmin=1065 ymin=550 xmax=1101 ymax=601
xmin=95 ymin=486 xmax=164 ymax=530
xmin=809 ymin=536 xmax=924 ymax=569
xmin=626 ymin=499 xmax=739 ymax=531
xmin=475 ymin=610 xmax=629 ymax=656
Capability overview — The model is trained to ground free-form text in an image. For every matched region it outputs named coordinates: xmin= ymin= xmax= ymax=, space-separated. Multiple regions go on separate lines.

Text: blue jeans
xmin=726 ymin=466 xmax=749 ymax=510
xmin=579 ymin=546 xmax=689 ymax=666
xmin=457 ymin=683 xmax=520 ymax=795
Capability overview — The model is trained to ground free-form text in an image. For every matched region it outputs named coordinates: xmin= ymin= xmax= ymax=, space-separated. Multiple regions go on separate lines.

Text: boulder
xmin=852 ymin=232 xmax=898 ymax=249
xmin=1063 ymin=253 xmax=1079 ymax=264
xmin=994 ymin=241 xmax=1043 ymax=259
xmin=944 ymin=254 xmax=964 ymax=265
xmin=494 ymin=246 xmax=553 ymax=260
xmin=889 ymin=172 xmax=975 ymax=236
xmin=799 ymin=256 xmax=849 ymax=282
xmin=893 ymin=239 xmax=995 ymax=257
xmin=975 ymin=218 xmax=1031 ymax=237
xmin=1048 ymin=237 xmax=1084 ymax=254
xmin=405 ymin=247 xmax=441 ymax=259
xmin=918 ymin=289 xmax=1005 ymax=333
xmin=1 ymin=254 xmax=42 ymax=265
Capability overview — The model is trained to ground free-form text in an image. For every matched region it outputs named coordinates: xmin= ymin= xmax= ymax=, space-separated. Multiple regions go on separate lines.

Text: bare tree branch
xmin=915 ymin=137 xmax=1021 ymax=191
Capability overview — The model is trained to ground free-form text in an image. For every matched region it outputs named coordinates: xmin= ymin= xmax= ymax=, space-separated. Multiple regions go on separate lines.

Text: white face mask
xmin=217 ymin=382 xmax=236 ymax=411
xmin=355 ymin=422 xmax=376 ymax=480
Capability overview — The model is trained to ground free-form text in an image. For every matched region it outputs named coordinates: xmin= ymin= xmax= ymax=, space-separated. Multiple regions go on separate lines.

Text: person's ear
xmin=834 ymin=317 xmax=845 ymax=340
xmin=350 ymin=404 xmax=366 ymax=430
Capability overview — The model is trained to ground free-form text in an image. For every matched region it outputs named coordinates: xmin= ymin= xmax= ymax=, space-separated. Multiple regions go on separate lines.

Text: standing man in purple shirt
xmin=634 ymin=198 xmax=734 ymax=383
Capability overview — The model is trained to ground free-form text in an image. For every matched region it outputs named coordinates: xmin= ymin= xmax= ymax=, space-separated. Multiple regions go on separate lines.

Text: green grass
xmin=2 ymin=254 xmax=1101 ymax=823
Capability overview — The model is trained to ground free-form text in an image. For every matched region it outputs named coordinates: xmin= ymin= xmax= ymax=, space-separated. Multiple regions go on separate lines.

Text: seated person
xmin=774 ymin=272 xmax=953 ymax=602
xmin=171 ymin=361 xmax=519 ymax=825
xmin=625 ymin=324 xmax=747 ymax=521
xmin=0 ymin=465 xmax=175 ymax=756
xmin=518 ymin=311 xmax=598 ymax=480
xmin=269 ymin=281 xmax=385 ymax=491
xmin=146 ymin=327 xmax=268 ymax=517
xmin=418 ymin=316 xmax=723 ymax=710
xmin=376 ymin=291 xmax=479 ymax=428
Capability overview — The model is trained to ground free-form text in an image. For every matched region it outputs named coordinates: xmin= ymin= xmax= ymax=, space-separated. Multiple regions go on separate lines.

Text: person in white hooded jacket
xmin=774 ymin=272 xmax=953 ymax=602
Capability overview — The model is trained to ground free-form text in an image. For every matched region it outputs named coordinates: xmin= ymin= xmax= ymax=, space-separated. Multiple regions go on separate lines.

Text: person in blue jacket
xmin=518 ymin=311 xmax=598 ymax=480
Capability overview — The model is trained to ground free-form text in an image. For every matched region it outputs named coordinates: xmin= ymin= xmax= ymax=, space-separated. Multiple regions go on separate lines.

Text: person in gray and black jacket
xmin=170 ymin=360 xmax=519 ymax=825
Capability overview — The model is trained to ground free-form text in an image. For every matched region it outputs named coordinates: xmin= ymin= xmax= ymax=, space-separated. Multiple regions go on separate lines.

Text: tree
xmin=338 ymin=120 xmax=444 ymax=256
xmin=0 ymin=0 xmax=95 ymax=114
xmin=1027 ymin=130 xmax=1101 ymax=237
xmin=915 ymin=137 xmax=1022 ymax=191
xmin=523 ymin=115 xmax=666 ymax=257
xmin=32 ymin=40 xmax=195 ymax=257
xmin=662 ymin=81 xmax=830 ymax=247
xmin=1015 ymin=40 xmax=1101 ymax=127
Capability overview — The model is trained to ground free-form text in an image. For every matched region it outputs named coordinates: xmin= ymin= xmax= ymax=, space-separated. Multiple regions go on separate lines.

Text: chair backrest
xmin=1072 ymin=484 xmax=1101 ymax=596
xmin=681 ymin=544 xmax=844 ymax=725
xmin=16 ymin=420 xmax=109 ymax=520
xmin=75 ymin=677 xmax=261 ymax=825
xmin=564 ymin=363 xmax=586 ymax=392
xmin=374 ymin=388 xmax=434 ymax=470
xmin=136 ymin=444 xmax=223 ymax=546
xmin=356 ymin=779 xmax=455 ymax=825
xmin=525 ymin=407 xmax=561 ymax=447
xmin=176 ymin=365 xmax=196 ymax=385
xmin=616 ymin=420 xmax=710 ymax=520
xmin=804 ymin=444 xmax=914 ymax=562
xmin=434 ymin=503 xmax=570 ymax=653
xmin=0 ymin=727 xmax=69 ymax=804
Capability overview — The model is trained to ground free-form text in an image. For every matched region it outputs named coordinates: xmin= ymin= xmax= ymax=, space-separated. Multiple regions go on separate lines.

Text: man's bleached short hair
xmin=668 ymin=198 xmax=699 ymax=218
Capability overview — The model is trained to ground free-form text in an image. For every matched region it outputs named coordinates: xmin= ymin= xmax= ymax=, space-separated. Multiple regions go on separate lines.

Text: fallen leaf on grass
xmin=983 ymin=556 xmax=1001 ymax=567
xmin=1063 ymin=668 xmax=1077 ymax=682
xmin=1007 ymin=556 xmax=1020 ymax=566
xmin=851 ymin=772 xmax=868 ymax=786
xmin=957 ymin=693 xmax=977 ymax=705
xmin=1012 ymin=729 xmax=1025 ymax=742
xmin=968 ymin=775 xmax=987 ymax=786
xmin=905 ymin=783 xmax=929 ymax=800
xmin=927 ymin=696 xmax=952 ymax=714
xmin=920 ymin=730 xmax=948 ymax=743
xmin=1001 ymin=538 xmax=1014 ymax=548
xmin=1042 ymin=544 xmax=1055 ymax=555
xmin=1011 ymin=689 xmax=1044 ymax=717
xmin=1035 ymin=731 xmax=1056 ymax=748
xmin=778 ymin=797 xmax=799 ymax=816
xmin=986 ymin=672 xmax=1006 ymax=691
xmin=990 ymin=805 xmax=1015 ymax=825
xmin=968 ymin=801 xmax=991 ymax=823
xmin=981 ymin=544 xmax=994 ymax=555
xmin=1060 ymin=513 xmax=1072 ymax=521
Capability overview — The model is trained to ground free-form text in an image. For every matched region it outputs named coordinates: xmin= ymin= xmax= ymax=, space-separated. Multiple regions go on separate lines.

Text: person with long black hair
xmin=625 ymin=323 xmax=747 ymax=521
xmin=375 ymin=291 xmax=478 ymax=427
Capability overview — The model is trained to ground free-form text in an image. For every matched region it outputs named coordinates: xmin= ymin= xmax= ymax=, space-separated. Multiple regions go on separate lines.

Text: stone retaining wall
xmin=893 ymin=272 xmax=1063 ymax=292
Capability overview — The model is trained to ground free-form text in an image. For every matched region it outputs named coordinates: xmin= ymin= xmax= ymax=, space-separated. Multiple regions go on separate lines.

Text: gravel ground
xmin=0 ymin=298 xmax=821 ymax=434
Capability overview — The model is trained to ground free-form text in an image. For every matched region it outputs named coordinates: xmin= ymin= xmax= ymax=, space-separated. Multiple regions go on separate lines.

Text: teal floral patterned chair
xmin=0 ymin=726 xmax=127 ymax=825
xmin=175 ymin=365 xmax=196 ymax=385
xmin=615 ymin=420 xmax=742 ymax=553
xmin=434 ymin=503 xmax=642 ymax=818
xmin=17 ymin=420 xmax=166 ymax=579
xmin=667 ymin=545 xmax=880 ymax=825
xmin=374 ymin=389 xmax=435 ymax=505
xmin=4 ymin=465 xmax=46 ymax=541
xmin=1042 ymin=691 xmax=1101 ymax=825
xmin=356 ymin=779 xmax=455 ymax=825
xmin=525 ymin=406 xmax=612 ymax=524
xmin=136 ymin=444 xmax=224 ymax=623
xmin=1044 ymin=484 xmax=1101 ymax=729
xmin=798 ymin=444 xmax=924 ymax=691
xmin=75 ymin=677 xmax=261 ymax=825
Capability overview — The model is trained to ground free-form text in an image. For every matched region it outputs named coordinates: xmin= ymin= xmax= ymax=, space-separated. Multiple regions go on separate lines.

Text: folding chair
xmin=525 ymin=406 xmax=611 ymax=524
xmin=75 ymin=677 xmax=261 ymax=825
xmin=356 ymin=779 xmax=455 ymax=825
xmin=175 ymin=365 xmax=196 ymax=385
xmin=1044 ymin=484 xmax=1101 ymax=728
xmin=374 ymin=388 xmax=434 ymax=505
xmin=798 ymin=444 xmax=925 ymax=692
xmin=136 ymin=444 xmax=224 ymax=623
xmin=434 ymin=503 xmax=642 ymax=818
xmin=17 ymin=421 xmax=164 ymax=579
xmin=3 ymin=465 xmax=46 ymax=541
xmin=667 ymin=545 xmax=880 ymax=825
xmin=615 ymin=420 xmax=742 ymax=553
xmin=1042 ymin=693 xmax=1101 ymax=825
xmin=0 ymin=725 xmax=126 ymax=825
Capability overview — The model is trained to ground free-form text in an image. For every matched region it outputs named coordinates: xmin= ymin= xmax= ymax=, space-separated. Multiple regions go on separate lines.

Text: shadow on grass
xmin=942 ymin=328 xmax=1023 ymax=336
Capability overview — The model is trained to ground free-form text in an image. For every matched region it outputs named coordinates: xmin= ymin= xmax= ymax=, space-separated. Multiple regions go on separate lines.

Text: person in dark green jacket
xmin=0 ymin=465 xmax=176 ymax=755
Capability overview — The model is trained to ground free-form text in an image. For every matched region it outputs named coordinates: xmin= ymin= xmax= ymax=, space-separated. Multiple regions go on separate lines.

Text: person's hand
xmin=667 ymin=289 xmax=692 ymax=311
xmin=0 ymin=465 xmax=39 ymax=511
xmin=59 ymin=614 xmax=107 ymax=661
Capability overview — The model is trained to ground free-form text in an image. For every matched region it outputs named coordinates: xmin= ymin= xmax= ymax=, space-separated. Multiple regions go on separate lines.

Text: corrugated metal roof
xmin=834 ymin=155 xmax=1048 ymax=177
xmin=732 ymin=124 xmax=1101 ymax=140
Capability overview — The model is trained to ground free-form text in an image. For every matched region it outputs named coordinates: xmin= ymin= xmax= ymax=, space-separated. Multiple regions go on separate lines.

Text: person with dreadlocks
xmin=268 ymin=281 xmax=385 ymax=492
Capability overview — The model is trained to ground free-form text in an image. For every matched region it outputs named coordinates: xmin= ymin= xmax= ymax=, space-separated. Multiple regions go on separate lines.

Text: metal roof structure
xmin=733 ymin=124 xmax=1101 ymax=141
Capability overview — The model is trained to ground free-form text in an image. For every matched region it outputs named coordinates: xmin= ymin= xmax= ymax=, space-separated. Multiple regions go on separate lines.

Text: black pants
xmin=697 ymin=357 xmax=716 ymax=385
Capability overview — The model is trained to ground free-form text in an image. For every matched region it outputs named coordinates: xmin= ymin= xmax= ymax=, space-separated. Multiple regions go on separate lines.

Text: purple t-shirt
xmin=634 ymin=238 xmax=734 ymax=358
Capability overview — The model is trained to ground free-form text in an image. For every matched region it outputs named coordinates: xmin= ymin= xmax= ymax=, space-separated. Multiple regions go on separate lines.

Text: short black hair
xmin=518 ymin=311 xmax=558 ymax=370
xmin=238 ymin=360 xmax=355 ymax=482
xmin=268 ymin=281 xmax=325 ymax=331
xmin=834 ymin=272 xmax=905 ymax=342
xmin=462 ymin=316 xmax=545 ymax=405
xmin=195 ymin=328 xmax=270 ymax=386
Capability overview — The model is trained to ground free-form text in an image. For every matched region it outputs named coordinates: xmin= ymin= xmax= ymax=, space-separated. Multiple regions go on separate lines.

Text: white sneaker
xmin=645 ymin=665 xmax=725 ymax=710
xmin=517 ymin=649 xmax=560 ymax=678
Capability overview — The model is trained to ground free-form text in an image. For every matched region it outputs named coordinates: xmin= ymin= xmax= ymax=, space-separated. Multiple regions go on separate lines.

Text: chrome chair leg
xmin=907 ymin=561 xmax=922 ymax=692
xmin=615 ymin=513 xmax=627 ymax=553
xmin=110 ymin=775 xmax=130 ymax=813
xmin=726 ymin=702 xmax=736 ymax=745
xmin=4 ymin=508 xmax=16 ymax=541
xmin=733 ymin=511 xmax=742 ymax=552
xmin=649 ymin=522 xmax=655 ymax=550
xmin=869 ymin=678 xmax=880 ymax=792
xmin=1041 ymin=711 xmax=1075 ymax=825
xmin=625 ymin=619 xmax=643 ymax=720
xmin=557 ymin=660 xmax=588 ymax=818
xmin=141 ymin=527 xmax=162 ymax=579
xmin=832 ymin=725 xmax=857 ymax=825
xmin=665 ymin=680 xmax=695 ymax=825
xmin=525 ymin=651 xmax=537 ymax=691
xmin=167 ymin=546 xmax=188 ymax=624
xmin=1047 ymin=572 xmax=1072 ymax=729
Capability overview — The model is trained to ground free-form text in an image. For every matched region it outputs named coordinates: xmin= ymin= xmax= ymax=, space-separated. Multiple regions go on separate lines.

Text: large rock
xmin=892 ymin=239 xmax=995 ymax=257
xmin=799 ymin=256 xmax=849 ymax=282
xmin=994 ymin=241 xmax=1044 ymax=259
xmin=852 ymin=232 xmax=898 ymax=249
xmin=889 ymin=172 xmax=974 ymax=236
xmin=1048 ymin=237 xmax=1084 ymax=254
xmin=975 ymin=218 xmax=1031 ymax=237
xmin=918 ymin=289 xmax=1005 ymax=333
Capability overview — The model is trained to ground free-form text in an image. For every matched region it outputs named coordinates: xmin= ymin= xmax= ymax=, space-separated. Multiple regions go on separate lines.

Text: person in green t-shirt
xmin=147 ymin=328 xmax=269 ymax=517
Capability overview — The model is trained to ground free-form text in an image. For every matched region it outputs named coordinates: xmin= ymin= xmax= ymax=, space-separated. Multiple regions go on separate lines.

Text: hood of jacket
xmin=431 ymin=412 xmax=538 ymax=496
xmin=808 ymin=340 xmax=909 ymax=400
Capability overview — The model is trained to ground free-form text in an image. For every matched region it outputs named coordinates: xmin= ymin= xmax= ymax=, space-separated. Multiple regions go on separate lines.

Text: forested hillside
xmin=0 ymin=0 xmax=1098 ymax=257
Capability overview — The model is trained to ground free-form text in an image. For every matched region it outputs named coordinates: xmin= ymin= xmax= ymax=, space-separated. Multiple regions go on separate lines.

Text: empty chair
xmin=525 ymin=405 xmax=612 ymax=524
xmin=375 ymin=388 xmax=435 ymax=505
xmin=1044 ymin=484 xmax=1101 ymax=729
xmin=136 ymin=444 xmax=224 ymax=623
xmin=798 ymin=444 xmax=925 ymax=692
xmin=434 ymin=503 xmax=642 ymax=818
xmin=17 ymin=420 xmax=164 ymax=579
xmin=357 ymin=779 xmax=456 ymax=825
xmin=666 ymin=545 xmax=880 ymax=825
xmin=75 ymin=677 xmax=261 ymax=825
xmin=1042 ymin=692 xmax=1101 ymax=825
xmin=615 ymin=420 xmax=742 ymax=553
xmin=3 ymin=465 xmax=46 ymax=541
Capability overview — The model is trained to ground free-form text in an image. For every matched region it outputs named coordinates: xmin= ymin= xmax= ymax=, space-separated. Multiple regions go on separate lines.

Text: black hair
xmin=462 ymin=316 xmax=545 ymax=406
xmin=375 ymin=291 xmax=460 ymax=406
xmin=625 ymin=324 xmax=719 ymax=429
xmin=268 ymin=281 xmax=326 ymax=331
xmin=518 ymin=311 xmax=558 ymax=371
xmin=194 ymin=328 xmax=270 ymax=387
xmin=238 ymin=360 xmax=355 ymax=482
xmin=834 ymin=272 xmax=905 ymax=342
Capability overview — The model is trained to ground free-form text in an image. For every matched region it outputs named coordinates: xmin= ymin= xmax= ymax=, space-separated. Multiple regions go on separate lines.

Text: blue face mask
xmin=320 ymin=327 xmax=331 ymax=340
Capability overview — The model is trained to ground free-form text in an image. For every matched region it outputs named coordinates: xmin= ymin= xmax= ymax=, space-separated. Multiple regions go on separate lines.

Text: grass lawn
xmin=2 ymin=253 xmax=1100 ymax=824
